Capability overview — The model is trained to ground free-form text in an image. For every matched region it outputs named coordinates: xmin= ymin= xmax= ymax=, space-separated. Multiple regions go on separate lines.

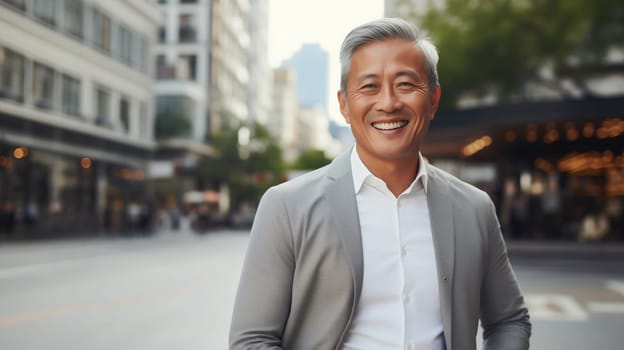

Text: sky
xmin=268 ymin=0 xmax=385 ymax=124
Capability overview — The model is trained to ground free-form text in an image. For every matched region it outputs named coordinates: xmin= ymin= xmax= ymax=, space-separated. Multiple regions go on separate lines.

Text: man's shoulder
xmin=269 ymin=163 xmax=333 ymax=198
xmin=427 ymin=163 xmax=492 ymax=204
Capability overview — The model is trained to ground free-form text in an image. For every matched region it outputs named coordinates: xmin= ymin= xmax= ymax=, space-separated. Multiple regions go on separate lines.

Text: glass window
xmin=63 ymin=0 xmax=83 ymax=38
xmin=0 ymin=47 xmax=25 ymax=102
xmin=119 ymin=26 xmax=133 ymax=65
xmin=177 ymin=55 xmax=196 ymax=80
xmin=34 ymin=0 xmax=57 ymax=26
xmin=178 ymin=14 xmax=197 ymax=43
xmin=62 ymin=74 xmax=81 ymax=117
xmin=32 ymin=62 xmax=55 ymax=110
xmin=95 ymin=87 xmax=111 ymax=127
xmin=93 ymin=9 xmax=111 ymax=54
xmin=158 ymin=26 xmax=166 ymax=43
xmin=140 ymin=36 xmax=149 ymax=73
xmin=119 ymin=97 xmax=130 ymax=132
xmin=180 ymin=0 xmax=197 ymax=3
xmin=139 ymin=102 xmax=149 ymax=138
xmin=0 ymin=0 xmax=26 ymax=12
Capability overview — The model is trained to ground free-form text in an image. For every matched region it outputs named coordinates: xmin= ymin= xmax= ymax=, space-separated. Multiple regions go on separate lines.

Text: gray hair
xmin=339 ymin=17 xmax=439 ymax=94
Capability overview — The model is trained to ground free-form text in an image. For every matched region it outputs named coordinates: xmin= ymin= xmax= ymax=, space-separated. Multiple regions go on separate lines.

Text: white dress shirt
xmin=342 ymin=148 xmax=445 ymax=350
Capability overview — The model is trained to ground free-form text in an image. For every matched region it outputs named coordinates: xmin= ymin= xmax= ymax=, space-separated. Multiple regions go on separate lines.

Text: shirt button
xmin=407 ymin=345 xmax=413 ymax=350
xmin=404 ymin=295 xmax=411 ymax=304
xmin=401 ymin=248 xmax=407 ymax=257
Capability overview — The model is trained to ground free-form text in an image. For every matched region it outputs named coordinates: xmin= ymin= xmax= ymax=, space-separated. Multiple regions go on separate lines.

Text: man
xmin=230 ymin=18 xmax=531 ymax=350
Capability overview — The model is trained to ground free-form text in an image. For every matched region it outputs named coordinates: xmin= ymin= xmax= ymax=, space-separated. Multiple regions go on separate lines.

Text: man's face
xmin=338 ymin=38 xmax=441 ymax=164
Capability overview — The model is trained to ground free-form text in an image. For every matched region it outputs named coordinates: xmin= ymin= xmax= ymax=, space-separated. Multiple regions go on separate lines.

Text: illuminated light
xmin=527 ymin=130 xmax=538 ymax=143
xmin=80 ymin=157 xmax=92 ymax=169
xmin=535 ymin=158 xmax=553 ymax=172
xmin=544 ymin=129 xmax=560 ymax=144
xmin=482 ymin=136 xmax=492 ymax=146
xmin=603 ymin=151 xmax=614 ymax=162
xmin=583 ymin=123 xmax=595 ymax=138
xmin=566 ymin=128 xmax=579 ymax=141
xmin=13 ymin=147 xmax=26 ymax=159
xmin=597 ymin=129 xmax=609 ymax=139
xmin=505 ymin=131 xmax=517 ymax=142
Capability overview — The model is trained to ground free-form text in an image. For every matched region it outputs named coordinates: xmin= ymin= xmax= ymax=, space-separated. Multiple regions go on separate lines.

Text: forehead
xmin=349 ymin=38 xmax=426 ymax=76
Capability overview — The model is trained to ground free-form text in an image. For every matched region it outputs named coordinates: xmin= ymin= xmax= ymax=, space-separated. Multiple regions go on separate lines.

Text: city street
xmin=1 ymin=230 xmax=623 ymax=350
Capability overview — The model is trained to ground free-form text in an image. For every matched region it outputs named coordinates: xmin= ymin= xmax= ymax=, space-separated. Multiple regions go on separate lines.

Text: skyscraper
xmin=282 ymin=43 xmax=329 ymax=115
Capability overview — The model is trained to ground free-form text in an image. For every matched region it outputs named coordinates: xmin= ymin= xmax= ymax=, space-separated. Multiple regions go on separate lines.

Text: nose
xmin=376 ymin=85 xmax=403 ymax=113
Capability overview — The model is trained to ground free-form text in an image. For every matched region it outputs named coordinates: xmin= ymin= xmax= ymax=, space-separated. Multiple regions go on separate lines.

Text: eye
xmin=397 ymin=81 xmax=415 ymax=88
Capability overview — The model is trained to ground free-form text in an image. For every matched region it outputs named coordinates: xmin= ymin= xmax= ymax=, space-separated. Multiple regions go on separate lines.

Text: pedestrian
xmin=230 ymin=18 xmax=530 ymax=350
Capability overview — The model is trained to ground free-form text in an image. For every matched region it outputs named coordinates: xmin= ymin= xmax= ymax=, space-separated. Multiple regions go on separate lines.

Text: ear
xmin=429 ymin=85 xmax=441 ymax=120
xmin=337 ymin=90 xmax=350 ymax=124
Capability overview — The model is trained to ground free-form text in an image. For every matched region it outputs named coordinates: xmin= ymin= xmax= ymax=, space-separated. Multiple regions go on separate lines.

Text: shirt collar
xmin=350 ymin=147 xmax=429 ymax=195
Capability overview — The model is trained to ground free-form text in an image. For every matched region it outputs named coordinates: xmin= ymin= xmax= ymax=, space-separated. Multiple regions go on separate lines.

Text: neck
xmin=357 ymin=148 xmax=420 ymax=198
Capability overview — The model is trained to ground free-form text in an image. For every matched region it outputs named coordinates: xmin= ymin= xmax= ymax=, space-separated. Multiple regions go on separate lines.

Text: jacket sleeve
xmin=229 ymin=187 xmax=294 ymax=349
xmin=480 ymin=199 xmax=531 ymax=350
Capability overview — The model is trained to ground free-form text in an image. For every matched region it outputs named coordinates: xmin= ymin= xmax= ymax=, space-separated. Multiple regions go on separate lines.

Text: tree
xmin=291 ymin=149 xmax=332 ymax=170
xmin=197 ymin=122 xmax=285 ymax=212
xmin=398 ymin=0 xmax=624 ymax=110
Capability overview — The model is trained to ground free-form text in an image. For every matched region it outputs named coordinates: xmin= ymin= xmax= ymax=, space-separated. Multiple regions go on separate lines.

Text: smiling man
xmin=230 ymin=18 xmax=531 ymax=350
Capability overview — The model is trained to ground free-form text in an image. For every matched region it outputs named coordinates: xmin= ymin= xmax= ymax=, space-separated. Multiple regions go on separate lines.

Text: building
xmin=247 ymin=0 xmax=271 ymax=125
xmin=0 ymin=0 xmax=161 ymax=236
xmin=282 ymin=43 xmax=329 ymax=115
xmin=271 ymin=68 xmax=298 ymax=162
xmin=209 ymin=0 xmax=252 ymax=133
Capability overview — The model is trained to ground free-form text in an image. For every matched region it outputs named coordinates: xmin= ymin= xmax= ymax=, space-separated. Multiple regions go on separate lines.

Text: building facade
xmin=282 ymin=43 xmax=329 ymax=115
xmin=271 ymin=68 xmax=298 ymax=162
xmin=0 ymin=0 xmax=161 ymax=236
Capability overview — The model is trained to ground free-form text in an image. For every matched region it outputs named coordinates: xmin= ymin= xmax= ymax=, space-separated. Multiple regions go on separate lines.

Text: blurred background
xmin=0 ymin=0 xmax=623 ymax=349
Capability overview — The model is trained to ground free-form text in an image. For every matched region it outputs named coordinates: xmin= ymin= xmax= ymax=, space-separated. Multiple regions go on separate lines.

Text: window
xmin=139 ymin=102 xmax=149 ymax=138
xmin=32 ymin=62 xmax=55 ymax=110
xmin=34 ymin=0 xmax=57 ymax=26
xmin=95 ymin=87 xmax=111 ymax=127
xmin=93 ymin=9 xmax=111 ymax=54
xmin=178 ymin=14 xmax=197 ymax=43
xmin=177 ymin=55 xmax=196 ymax=80
xmin=62 ymin=74 xmax=81 ymax=117
xmin=156 ymin=55 xmax=173 ymax=80
xmin=63 ymin=0 xmax=83 ymax=38
xmin=0 ymin=47 xmax=25 ymax=102
xmin=119 ymin=26 xmax=133 ymax=65
xmin=180 ymin=0 xmax=198 ymax=3
xmin=158 ymin=26 xmax=166 ymax=43
xmin=119 ymin=97 xmax=130 ymax=132
xmin=0 ymin=0 xmax=26 ymax=12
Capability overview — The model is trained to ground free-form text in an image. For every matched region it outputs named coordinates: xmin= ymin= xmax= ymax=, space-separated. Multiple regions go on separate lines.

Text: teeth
xmin=372 ymin=121 xmax=408 ymax=130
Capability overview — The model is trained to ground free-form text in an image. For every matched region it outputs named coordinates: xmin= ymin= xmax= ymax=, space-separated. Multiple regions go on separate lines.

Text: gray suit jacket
xmin=230 ymin=150 xmax=530 ymax=350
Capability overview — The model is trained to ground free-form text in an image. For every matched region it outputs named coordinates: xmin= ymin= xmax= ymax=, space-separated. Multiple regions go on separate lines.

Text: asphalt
xmin=1 ymin=228 xmax=624 ymax=262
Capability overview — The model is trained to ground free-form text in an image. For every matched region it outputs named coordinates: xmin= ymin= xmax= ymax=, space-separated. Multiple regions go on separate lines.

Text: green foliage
xmin=198 ymin=122 xmax=285 ymax=212
xmin=398 ymin=0 xmax=624 ymax=110
xmin=291 ymin=149 xmax=332 ymax=170
xmin=155 ymin=113 xmax=191 ymax=138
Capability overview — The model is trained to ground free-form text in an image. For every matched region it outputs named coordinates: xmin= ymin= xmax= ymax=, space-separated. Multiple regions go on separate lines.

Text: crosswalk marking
xmin=525 ymin=294 xmax=588 ymax=321
xmin=587 ymin=302 xmax=624 ymax=314
xmin=606 ymin=280 xmax=624 ymax=297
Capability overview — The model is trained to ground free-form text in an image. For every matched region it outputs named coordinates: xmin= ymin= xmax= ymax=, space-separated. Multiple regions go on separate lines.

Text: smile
xmin=371 ymin=120 xmax=408 ymax=131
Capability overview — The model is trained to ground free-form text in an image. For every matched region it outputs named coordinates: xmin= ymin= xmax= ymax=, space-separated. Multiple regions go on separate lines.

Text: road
xmin=0 ymin=229 xmax=623 ymax=350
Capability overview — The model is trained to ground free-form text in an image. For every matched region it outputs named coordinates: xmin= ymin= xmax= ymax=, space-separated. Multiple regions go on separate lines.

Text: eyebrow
xmin=355 ymin=70 xmax=423 ymax=83
xmin=395 ymin=70 xmax=422 ymax=81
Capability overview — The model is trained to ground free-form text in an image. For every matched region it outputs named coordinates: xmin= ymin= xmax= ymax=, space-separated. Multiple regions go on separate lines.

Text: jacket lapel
xmin=426 ymin=164 xmax=455 ymax=349
xmin=325 ymin=151 xmax=364 ymax=311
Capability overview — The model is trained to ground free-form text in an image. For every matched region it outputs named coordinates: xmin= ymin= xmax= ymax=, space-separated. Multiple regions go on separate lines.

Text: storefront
xmin=424 ymin=97 xmax=624 ymax=242
xmin=0 ymin=113 xmax=153 ymax=238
